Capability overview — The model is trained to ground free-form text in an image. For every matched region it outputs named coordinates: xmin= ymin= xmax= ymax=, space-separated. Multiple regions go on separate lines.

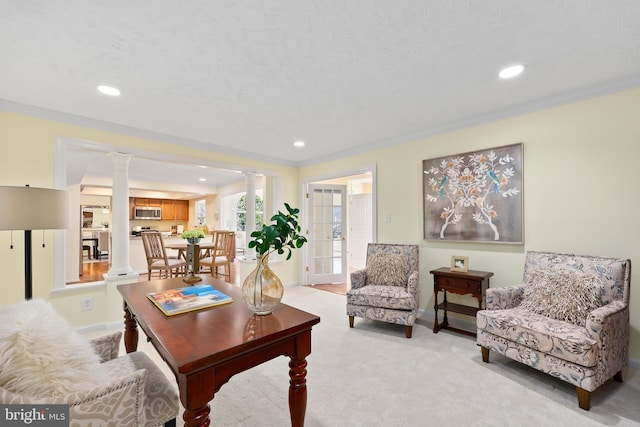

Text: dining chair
xmin=199 ymin=233 xmax=216 ymax=259
xmin=200 ymin=230 xmax=235 ymax=281
xmin=97 ymin=230 xmax=110 ymax=261
xmin=141 ymin=231 xmax=187 ymax=280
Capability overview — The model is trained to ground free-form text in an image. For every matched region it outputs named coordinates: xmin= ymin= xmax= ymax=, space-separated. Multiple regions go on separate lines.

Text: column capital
xmin=109 ymin=152 xmax=132 ymax=170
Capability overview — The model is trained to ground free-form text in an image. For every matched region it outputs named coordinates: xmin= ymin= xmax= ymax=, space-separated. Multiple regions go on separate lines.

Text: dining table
xmin=164 ymin=242 xmax=216 ymax=261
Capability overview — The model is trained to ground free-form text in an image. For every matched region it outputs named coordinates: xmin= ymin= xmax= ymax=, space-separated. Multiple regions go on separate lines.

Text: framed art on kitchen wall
xmin=423 ymin=143 xmax=523 ymax=244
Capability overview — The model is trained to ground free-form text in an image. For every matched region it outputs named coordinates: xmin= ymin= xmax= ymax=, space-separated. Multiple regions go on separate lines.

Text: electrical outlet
xmin=81 ymin=297 xmax=93 ymax=311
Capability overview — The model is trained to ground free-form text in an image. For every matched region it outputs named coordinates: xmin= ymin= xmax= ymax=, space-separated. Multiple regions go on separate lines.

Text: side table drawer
xmin=436 ymin=277 xmax=480 ymax=293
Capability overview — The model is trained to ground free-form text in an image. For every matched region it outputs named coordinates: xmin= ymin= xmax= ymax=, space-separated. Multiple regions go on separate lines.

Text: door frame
xmin=307 ymin=183 xmax=348 ymax=284
xmin=300 ymin=165 xmax=377 ymax=285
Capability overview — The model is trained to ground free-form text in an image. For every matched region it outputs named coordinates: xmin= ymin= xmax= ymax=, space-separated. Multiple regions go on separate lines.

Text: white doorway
xmin=303 ymin=168 xmax=375 ymax=285
xmin=307 ymin=184 xmax=347 ymax=284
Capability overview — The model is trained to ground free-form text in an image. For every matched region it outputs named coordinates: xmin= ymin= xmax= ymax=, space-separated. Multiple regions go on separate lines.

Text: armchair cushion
xmin=520 ymin=270 xmax=604 ymax=327
xmin=367 ymin=252 xmax=408 ymax=287
xmin=347 ymin=285 xmax=417 ymax=310
xmin=478 ymin=307 xmax=598 ymax=366
xmin=0 ymin=299 xmax=107 ymax=397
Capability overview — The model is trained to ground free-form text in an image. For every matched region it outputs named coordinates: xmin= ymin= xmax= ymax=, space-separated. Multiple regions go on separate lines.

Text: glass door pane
xmin=307 ymin=184 xmax=347 ymax=284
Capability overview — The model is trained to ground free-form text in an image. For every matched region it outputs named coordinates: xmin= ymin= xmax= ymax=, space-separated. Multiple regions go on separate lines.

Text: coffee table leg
xmin=123 ymin=306 xmax=138 ymax=353
xmin=183 ymin=404 xmax=210 ymax=427
xmin=179 ymin=373 xmax=213 ymax=427
xmin=289 ymin=356 xmax=308 ymax=427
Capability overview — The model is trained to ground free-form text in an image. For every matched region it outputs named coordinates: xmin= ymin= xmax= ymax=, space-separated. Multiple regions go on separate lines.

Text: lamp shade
xmin=0 ymin=186 xmax=69 ymax=230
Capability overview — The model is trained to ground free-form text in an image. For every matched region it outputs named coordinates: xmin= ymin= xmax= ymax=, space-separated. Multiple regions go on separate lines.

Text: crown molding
xmin=297 ymin=74 xmax=640 ymax=167
xmin=0 ymin=99 xmax=297 ymax=168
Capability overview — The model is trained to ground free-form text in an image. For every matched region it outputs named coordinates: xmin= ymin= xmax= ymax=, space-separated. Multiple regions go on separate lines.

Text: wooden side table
xmin=430 ymin=267 xmax=493 ymax=337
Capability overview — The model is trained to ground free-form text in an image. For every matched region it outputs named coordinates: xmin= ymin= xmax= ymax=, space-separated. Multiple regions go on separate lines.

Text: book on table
xmin=147 ymin=284 xmax=232 ymax=316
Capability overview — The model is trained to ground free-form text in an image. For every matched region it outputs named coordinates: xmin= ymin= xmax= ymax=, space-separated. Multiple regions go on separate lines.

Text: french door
xmin=307 ymin=184 xmax=347 ymax=284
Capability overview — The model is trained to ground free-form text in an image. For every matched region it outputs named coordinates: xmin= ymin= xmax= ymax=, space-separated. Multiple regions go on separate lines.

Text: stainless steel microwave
xmin=134 ymin=206 xmax=162 ymax=220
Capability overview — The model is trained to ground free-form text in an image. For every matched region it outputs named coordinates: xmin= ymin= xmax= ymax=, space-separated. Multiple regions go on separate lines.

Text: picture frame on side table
xmin=450 ymin=256 xmax=469 ymax=273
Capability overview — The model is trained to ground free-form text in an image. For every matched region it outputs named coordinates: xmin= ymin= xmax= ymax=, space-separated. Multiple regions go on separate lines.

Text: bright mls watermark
xmin=1 ymin=405 xmax=69 ymax=426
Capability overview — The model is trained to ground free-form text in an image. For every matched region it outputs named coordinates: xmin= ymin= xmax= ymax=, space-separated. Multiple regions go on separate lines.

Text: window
xmin=221 ymin=191 xmax=264 ymax=233
xmin=236 ymin=194 xmax=264 ymax=231
xmin=195 ymin=199 xmax=206 ymax=225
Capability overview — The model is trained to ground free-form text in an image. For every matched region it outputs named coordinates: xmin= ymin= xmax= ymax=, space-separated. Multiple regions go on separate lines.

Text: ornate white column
xmin=106 ymin=152 xmax=137 ymax=279
xmin=245 ymin=172 xmax=257 ymax=260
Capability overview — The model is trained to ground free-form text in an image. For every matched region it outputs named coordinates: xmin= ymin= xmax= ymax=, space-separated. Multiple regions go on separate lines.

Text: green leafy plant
xmin=181 ymin=229 xmax=206 ymax=240
xmin=248 ymin=203 xmax=307 ymax=260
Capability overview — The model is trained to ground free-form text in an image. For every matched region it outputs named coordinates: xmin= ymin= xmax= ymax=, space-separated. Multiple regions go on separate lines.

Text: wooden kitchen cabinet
xmin=161 ymin=199 xmax=175 ymax=220
xmin=129 ymin=198 xmax=188 ymax=221
xmin=174 ymin=200 xmax=189 ymax=221
xmin=134 ymin=198 xmax=162 ymax=207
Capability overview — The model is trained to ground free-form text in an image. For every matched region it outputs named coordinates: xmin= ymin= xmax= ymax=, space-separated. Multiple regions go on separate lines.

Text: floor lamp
xmin=0 ymin=186 xmax=69 ymax=300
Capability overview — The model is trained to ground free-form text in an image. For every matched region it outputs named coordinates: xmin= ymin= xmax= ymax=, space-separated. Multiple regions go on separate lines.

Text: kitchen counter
xmin=129 ymin=233 xmax=181 ymax=239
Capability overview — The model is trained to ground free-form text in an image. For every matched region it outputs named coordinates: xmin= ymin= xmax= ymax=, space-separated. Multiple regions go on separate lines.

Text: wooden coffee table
xmin=117 ymin=276 xmax=321 ymax=427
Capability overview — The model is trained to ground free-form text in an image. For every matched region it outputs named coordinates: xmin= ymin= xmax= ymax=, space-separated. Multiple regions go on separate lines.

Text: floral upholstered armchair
xmin=0 ymin=299 xmax=179 ymax=426
xmin=477 ymin=251 xmax=631 ymax=410
xmin=347 ymin=243 xmax=419 ymax=338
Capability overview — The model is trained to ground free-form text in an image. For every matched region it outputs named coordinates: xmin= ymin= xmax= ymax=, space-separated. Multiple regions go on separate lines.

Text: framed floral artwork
xmin=423 ymin=143 xmax=523 ymax=243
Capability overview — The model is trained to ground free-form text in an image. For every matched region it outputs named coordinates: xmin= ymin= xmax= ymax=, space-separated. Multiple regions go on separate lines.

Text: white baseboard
xmin=75 ymin=322 xmax=113 ymax=335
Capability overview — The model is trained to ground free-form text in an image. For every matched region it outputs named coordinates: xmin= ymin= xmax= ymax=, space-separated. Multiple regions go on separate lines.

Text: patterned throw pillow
xmin=367 ymin=253 xmax=408 ymax=287
xmin=520 ymin=270 xmax=604 ymax=326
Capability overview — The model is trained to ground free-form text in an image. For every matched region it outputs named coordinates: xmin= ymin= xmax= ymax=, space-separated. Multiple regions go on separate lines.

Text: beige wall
xmin=2 ymin=86 xmax=639 ymax=360
xmin=301 ymin=87 xmax=640 ymax=360
xmin=0 ymin=111 xmax=300 ymax=327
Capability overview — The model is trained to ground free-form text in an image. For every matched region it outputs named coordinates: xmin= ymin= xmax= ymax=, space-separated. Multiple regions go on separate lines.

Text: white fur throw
xmin=367 ymin=253 xmax=408 ymax=287
xmin=520 ymin=270 xmax=604 ymax=327
xmin=0 ymin=299 xmax=108 ymax=397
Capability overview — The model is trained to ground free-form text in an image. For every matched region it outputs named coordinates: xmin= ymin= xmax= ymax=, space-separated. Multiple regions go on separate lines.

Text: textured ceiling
xmin=2 ymin=1 xmax=640 ymax=174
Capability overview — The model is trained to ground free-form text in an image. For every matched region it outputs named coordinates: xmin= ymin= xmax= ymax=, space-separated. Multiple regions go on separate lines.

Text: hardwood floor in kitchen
xmin=77 ymin=261 xmax=110 ymax=283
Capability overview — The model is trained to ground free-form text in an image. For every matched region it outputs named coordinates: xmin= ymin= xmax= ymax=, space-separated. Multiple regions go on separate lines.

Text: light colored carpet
xmin=114 ymin=285 xmax=640 ymax=426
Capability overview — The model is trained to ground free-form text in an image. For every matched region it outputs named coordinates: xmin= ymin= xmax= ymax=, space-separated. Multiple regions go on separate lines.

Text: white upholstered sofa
xmin=477 ymin=251 xmax=631 ymax=410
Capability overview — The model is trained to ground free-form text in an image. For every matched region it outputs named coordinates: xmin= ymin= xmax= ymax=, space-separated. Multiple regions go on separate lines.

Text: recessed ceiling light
xmin=293 ymin=140 xmax=305 ymax=148
xmin=199 ymin=178 xmax=207 ymax=182
xmin=97 ymin=85 xmax=121 ymax=96
xmin=498 ymin=65 xmax=525 ymax=79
